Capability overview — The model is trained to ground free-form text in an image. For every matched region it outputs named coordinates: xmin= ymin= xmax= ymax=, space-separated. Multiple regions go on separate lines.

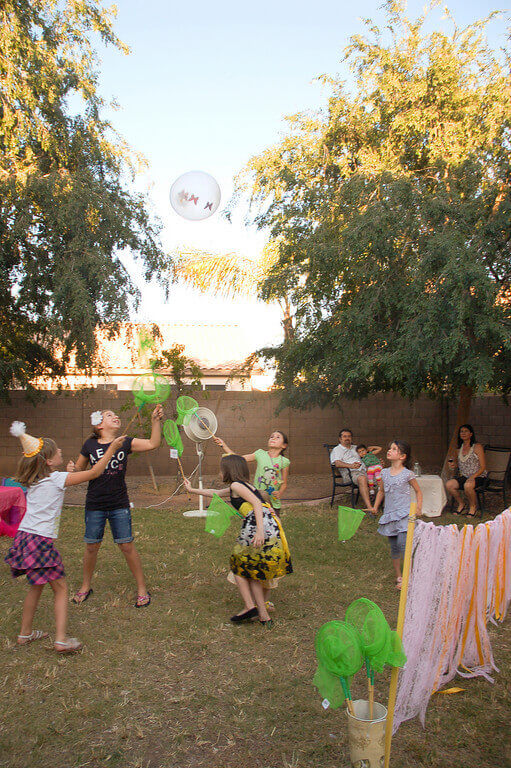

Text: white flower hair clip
xmin=90 ymin=411 xmax=103 ymax=426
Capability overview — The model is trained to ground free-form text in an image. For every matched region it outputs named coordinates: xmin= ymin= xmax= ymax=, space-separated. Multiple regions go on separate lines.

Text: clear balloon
xmin=169 ymin=171 xmax=221 ymax=221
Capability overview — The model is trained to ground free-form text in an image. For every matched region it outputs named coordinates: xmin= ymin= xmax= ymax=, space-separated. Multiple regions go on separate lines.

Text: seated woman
xmin=446 ymin=424 xmax=487 ymax=517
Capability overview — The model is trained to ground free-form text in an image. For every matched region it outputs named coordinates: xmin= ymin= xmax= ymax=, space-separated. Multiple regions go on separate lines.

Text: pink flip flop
xmin=72 ymin=588 xmax=93 ymax=604
xmin=54 ymin=637 xmax=82 ymax=653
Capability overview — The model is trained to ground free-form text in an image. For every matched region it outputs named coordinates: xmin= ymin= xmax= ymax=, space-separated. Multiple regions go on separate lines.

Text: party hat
xmin=10 ymin=421 xmax=43 ymax=457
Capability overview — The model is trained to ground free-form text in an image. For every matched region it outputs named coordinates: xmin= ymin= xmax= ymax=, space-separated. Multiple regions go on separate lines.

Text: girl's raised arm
xmin=182 ymin=478 xmax=230 ymax=498
xmin=131 ymin=405 xmax=163 ymax=453
xmin=368 ymin=445 xmax=382 ymax=455
xmin=64 ymin=436 xmax=127 ymax=487
xmin=213 ymin=437 xmax=256 ymax=463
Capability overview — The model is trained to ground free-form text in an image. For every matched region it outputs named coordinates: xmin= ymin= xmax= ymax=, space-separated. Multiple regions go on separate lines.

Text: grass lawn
xmin=0 ymin=504 xmax=509 ymax=768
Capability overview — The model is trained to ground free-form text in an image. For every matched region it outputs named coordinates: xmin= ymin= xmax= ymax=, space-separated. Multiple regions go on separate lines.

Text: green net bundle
xmin=162 ymin=419 xmax=184 ymax=457
xmin=313 ymin=603 xmax=406 ymax=711
xmin=132 ymin=373 xmax=171 ymax=408
xmin=312 ymin=664 xmax=348 ymax=710
xmin=345 ymin=598 xmax=406 ymax=673
xmin=313 ymin=620 xmax=364 ymax=709
xmin=176 ymin=395 xmax=199 ymax=425
xmin=345 ymin=598 xmax=390 ymax=673
xmin=205 ymin=494 xmax=240 ymax=538
xmin=338 ymin=506 xmax=365 ymax=541
xmin=386 ymin=629 xmax=407 ymax=669
xmin=315 ymin=620 xmax=364 ymax=678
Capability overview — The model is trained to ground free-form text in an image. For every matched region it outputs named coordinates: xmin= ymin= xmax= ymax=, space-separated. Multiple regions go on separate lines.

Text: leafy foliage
xmin=0 ymin=0 xmax=166 ymax=398
xmin=235 ymin=1 xmax=511 ymax=410
xmin=152 ymin=344 xmax=203 ymax=402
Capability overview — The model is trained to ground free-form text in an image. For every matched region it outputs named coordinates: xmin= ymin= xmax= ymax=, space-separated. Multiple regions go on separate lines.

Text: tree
xmin=173 ymin=239 xmax=296 ymax=340
xmin=152 ymin=343 xmax=203 ymax=401
xmin=0 ymin=0 xmax=166 ymax=398
xmin=234 ymin=1 xmax=511 ymax=450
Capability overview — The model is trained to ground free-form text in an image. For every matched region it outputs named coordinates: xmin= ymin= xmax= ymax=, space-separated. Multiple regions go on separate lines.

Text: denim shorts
xmin=84 ymin=507 xmax=133 ymax=544
xmin=388 ymin=531 xmax=407 ymax=558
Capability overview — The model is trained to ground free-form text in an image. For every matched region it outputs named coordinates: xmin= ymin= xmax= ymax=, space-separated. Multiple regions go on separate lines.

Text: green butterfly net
xmin=205 ymin=494 xmax=241 ymax=538
xmin=162 ymin=419 xmax=184 ymax=457
xmin=386 ymin=628 xmax=407 ymax=669
xmin=313 ymin=620 xmax=364 ymax=709
xmin=345 ymin=598 xmax=406 ymax=674
xmin=338 ymin=506 xmax=365 ymax=541
xmin=176 ymin=395 xmax=199 ymax=426
xmin=312 ymin=664 xmax=349 ymax=710
xmin=132 ymin=373 xmax=171 ymax=409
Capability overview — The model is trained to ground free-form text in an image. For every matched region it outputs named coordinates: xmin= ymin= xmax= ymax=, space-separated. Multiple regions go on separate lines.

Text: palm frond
xmin=173 ymin=248 xmax=266 ymax=299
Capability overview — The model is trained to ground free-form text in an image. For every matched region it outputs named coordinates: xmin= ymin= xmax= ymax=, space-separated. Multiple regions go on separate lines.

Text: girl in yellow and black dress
xmin=184 ymin=454 xmax=292 ymax=628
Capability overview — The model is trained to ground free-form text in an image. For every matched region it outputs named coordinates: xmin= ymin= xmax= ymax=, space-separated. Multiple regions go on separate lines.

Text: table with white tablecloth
xmin=411 ymin=474 xmax=447 ymax=518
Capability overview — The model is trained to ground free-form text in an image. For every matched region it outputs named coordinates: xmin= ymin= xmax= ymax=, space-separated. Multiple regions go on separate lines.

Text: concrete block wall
xmin=0 ymin=391 xmax=508 ymax=477
xmin=448 ymin=395 xmax=511 ymax=448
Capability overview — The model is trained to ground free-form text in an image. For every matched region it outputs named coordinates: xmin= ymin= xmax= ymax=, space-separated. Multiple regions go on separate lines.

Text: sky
xmin=93 ymin=0 xmax=507 ymax=352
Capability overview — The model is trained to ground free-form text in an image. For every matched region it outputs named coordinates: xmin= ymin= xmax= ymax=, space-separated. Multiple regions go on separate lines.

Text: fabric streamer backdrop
xmin=394 ymin=509 xmax=511 ymax=732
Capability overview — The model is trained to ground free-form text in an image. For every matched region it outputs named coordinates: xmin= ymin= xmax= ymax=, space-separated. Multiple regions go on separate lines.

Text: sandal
xmin=396 ymin=577 xmax=403 ymax=591
xmin=72 ymin=588 xmax=93 ymax=604
xmin=260 ymin=619 xmax=274 ymax=629
xmin=135 ymin=593 xmax=151 ymax=608
xmin=17 ymin=630 xmax=48 ymax=646
xmin=54 ymin=637 xmax=82 ymax=654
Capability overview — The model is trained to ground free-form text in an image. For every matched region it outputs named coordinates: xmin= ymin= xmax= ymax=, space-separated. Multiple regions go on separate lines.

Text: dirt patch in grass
xmin=0 ymin=499 xmax=509 ymax=768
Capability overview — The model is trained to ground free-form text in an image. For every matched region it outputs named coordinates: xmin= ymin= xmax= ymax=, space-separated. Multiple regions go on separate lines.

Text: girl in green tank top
xmin=214 ymin=431 xmax=290 ymax=513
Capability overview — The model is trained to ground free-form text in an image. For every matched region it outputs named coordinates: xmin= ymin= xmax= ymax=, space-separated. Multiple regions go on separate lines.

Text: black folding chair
xmin=476 ymin=445 xmax=511 ymax=513
xmin=324 ymin=443 xmax=360 ymax=508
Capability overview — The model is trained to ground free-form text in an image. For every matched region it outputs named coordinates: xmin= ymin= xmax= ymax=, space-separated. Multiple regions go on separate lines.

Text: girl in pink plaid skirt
xmin=5 ymin=423 xmax=125 ymax=653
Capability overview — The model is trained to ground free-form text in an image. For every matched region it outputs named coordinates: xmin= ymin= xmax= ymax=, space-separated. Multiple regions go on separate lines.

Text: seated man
xmin=329 ymin=428 xmax=372 ymax=510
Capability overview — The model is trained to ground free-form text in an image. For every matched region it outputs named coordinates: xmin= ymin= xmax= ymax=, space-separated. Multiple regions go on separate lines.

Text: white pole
xmin=198 ymin=443 xmax=204 ymax=514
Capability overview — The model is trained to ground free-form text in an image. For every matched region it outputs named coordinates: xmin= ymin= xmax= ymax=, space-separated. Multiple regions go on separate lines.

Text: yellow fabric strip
xmin=269 ymin=509 xmax=291 ymax=560
xmin=436 ymin=687 xmax=465 ymax=695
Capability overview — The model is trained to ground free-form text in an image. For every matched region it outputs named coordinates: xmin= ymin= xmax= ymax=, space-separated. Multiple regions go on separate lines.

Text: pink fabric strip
xmin=393 ymin=509 xmax=511 ymax=733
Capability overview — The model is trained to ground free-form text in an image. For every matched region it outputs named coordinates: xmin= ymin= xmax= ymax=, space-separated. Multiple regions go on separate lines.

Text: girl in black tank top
xmin=184 ymin=454 xmax=292 ymax=628
xmin=230 ymin=481 xmax=265 ymax=510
